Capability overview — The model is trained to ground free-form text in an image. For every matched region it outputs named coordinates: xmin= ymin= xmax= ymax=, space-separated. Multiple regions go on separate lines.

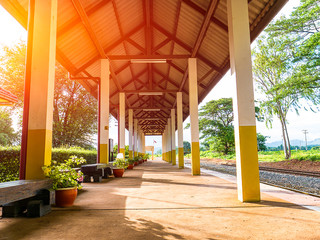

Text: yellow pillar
xmin=163 ymin=126 xmax=167 ymax=161
xmin=167 ymin=118 xmax=171 ymax=163
xmin=21 ymin=0 xmax=58 ymax=179
xmin=137 ymin=127 xmax=141 ymax=156
xmin=134 ymin=119 xmax=138 ymax=157
xmin=129 ymin=109 xmax=133 ymax=158
xmin=188 ymin=58 xmax=200 ymax=175
xmin=177 ymin=92 xmax=184 ymax=168
xmin=171 ymin=109 xmax=176 ymax=165
xmin=228 ymin=0 xmax=260 ymax=202
xmin=99 ymin=59 xmax=109 ymax=164
xmin=162 ymin=132 xmax=165 ymax=161
xmin=119 ymin=92 xmax=125 ymax=156
xmin=142 ymin=132 xmax=145 ymax=154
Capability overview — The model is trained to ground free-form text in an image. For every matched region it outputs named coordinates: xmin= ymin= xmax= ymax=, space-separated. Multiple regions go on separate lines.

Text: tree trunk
xmin=277 ymin=103 xmax=290 ymax=159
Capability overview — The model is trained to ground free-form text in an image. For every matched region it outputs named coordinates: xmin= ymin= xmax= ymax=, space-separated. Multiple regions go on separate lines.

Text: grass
xmin=184 ymin=149 xmax=320 ymax=162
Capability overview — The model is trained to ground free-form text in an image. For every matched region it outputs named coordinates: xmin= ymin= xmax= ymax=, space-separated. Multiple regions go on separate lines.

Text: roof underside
xmin=1 ymin=0 xmax=287 ymax=135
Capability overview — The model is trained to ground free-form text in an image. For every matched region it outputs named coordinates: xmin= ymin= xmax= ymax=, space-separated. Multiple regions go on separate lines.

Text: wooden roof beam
xmin=177 ymin=0 xmax=219 ymax=94
xmin=71 ymin=0 xmax=131 ymax=108
xmin=73 ymin=23 xmax=144 ymax=75
xmin=182 ymin=0 xmax=227 ymax=32
xmin=153 ymin=22 xmax=221 ymax=73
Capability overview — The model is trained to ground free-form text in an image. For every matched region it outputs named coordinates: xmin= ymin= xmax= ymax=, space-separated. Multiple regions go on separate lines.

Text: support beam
xmin=20 ymin=0 xmax=57 ymax=179
xmin=227 ymin=0 xmax=260 ymax=202
xmin=177 ymin=92 xmax=184 ymax=168
xmin=188 ymin=58 xmax=200 ymax=175
xmin=119 ymin=92 xmax=125 ymax=156
xmin=134 ymin=118 xmax=138 ymax=157
xmin=171 ymin=109 xmax=176 ymax=165
xmin=99 ymin=59 xmax=110 ymax=164
xmin=167 ymin=118 xmax=171 ymax=163
xmin=129 ymin=109 xmax=133 ymax=158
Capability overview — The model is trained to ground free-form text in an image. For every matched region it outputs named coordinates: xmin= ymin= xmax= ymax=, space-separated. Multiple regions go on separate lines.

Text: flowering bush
xmin=42 ymin=156 xmax=86 ymax=190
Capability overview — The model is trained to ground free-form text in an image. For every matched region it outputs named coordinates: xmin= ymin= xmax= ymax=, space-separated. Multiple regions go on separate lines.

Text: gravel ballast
xmin=185 ymin=160 xmax=320 ymax=196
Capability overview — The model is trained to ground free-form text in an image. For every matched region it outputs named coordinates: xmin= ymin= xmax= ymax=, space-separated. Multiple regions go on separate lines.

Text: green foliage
xmin=0 ymin=41 xmax=26 ymax=108
xmin=53 ymin=63 xmax=97 ymax=149
xmin=198 ymin=98 xmax=234 ymax=155
xmin=42 ymin=156 xmax=86 ymax=190
xmin=113 ymin=158 xmax=128 ymax=169
xmin=253 ymin=35 xmax=296 ymax=159
xmin=0 ymin=146 xmax=20 ymax=182
xmin=258 ymin=150 xmax=320 ymax=162
xmin=183 ymin=141 xmax=191 ymax=154
xmin=0 ymin=146 xmax=97 ymax=183
xmin=0 ymin=42 xmax=98 ymax=149
xmin=0 ymin=109 xmax=18 ymax=145
xmin=257 ymin=133 xmax=269 ymax=151
xmin=134 ymin=156 xmax=140 ymax=163
xmin=51 ymin=147 xmax=97 ymax=164
xmin=252 ymin=0 xmax=320 ymax=159
xmin=127 ymin=158 xmax=135 ymax=165
xmin=265 ymin=0 xmax=320 ymax=102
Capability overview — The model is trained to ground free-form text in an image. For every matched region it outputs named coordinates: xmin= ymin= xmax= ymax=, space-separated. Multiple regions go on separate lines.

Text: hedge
xmin=0 ymin=146 xmax=97 ymax=183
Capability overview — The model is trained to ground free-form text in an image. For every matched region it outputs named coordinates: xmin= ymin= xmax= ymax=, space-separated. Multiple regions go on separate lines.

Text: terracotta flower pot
xmin=134 ymin=162 xmax=138 ymax=166
xmin=55 ymin=187 xmax=77 ymax=207
xmin=113 ymin=168 xmax=125 ymax=177
xmin=127 ymin=164 xmax=134 ymax=170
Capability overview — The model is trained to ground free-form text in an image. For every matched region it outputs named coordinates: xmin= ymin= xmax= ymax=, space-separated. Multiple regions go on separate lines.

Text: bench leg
xmin=93 ymin=174 xmax=102 ymax=182
xmin=83 ymin=175 xmax=92 ymax=183
xmin=27 ymin=200 xmax=51 ymax=217
xmin=2 ymin=199 xmax=29 ymax=217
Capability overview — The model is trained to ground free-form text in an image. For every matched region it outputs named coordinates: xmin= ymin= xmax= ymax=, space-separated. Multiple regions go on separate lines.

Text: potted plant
xmin=138 ymin=153 xmax=144 ymax=164
xmin=127 ymin=158 xmax=135 ymax=169
xmin=112 ymin=158 xmax=128 ymax=177
xmin=144 ymin=153 xmax=150 ymax=162
xmin=134 ymin=156 xmax=139 ymax=166
xmin=42 ymin=156 xmax=86 ymax=207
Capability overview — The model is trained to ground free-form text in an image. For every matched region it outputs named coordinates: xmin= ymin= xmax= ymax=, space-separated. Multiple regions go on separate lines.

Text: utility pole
xmin=302 ymin=130 xmax=308 ymax=151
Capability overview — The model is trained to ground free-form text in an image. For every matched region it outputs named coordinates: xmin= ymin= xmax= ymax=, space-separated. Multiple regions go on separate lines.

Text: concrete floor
xmin=1 ymin=159 xmax=320 ymax=240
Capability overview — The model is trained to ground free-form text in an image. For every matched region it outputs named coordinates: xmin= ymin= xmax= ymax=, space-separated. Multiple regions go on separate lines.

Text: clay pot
xmin=113 ymin=168 xmax=125 ymax=177
xmin=134 ymin=162 xmax=138 ymax=166
xmin=55 ymin=187 xmax=77 ymax=207
xmin=127 ymin=164 xmax=134 ymax=170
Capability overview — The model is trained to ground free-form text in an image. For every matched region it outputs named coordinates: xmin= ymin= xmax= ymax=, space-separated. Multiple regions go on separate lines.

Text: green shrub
xmin=51 ymin=147 xmax=97 ymax=164
xmin=0 ymin=146 xmax=20 ymax=182
xmin=0 ymin=146 xmax=97 ymax=183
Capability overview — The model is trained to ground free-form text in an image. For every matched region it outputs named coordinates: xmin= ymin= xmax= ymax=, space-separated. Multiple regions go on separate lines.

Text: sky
xmin=0 ymin=0 xmax=319 ymax=151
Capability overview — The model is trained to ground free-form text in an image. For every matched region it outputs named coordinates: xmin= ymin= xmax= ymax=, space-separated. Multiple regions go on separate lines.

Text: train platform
xmin=1 ymin=159 xmax=319 ymax=240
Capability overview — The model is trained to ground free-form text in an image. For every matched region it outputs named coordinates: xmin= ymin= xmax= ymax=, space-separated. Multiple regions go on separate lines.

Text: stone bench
xmin=0 ymin=179 xmax=54 ymax=218
xmin=81 ymin=163 xmax=112 ymax=182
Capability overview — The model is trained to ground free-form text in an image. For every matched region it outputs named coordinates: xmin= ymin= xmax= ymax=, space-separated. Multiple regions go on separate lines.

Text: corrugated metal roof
xmin=0 ymin=0 xmax=288 ymax=134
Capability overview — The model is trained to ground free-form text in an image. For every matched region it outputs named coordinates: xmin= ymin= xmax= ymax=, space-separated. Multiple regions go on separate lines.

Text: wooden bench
xmin=81 ymin=163 xmax=112 ymax=182
xmin=0 ymin=179 xmax=54 ymax=218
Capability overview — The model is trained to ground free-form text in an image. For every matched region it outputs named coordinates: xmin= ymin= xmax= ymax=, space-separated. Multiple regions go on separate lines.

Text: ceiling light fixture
xmin=131 ymin=59 xmax=167 ymax=64
xmin=142 ymin=109 xmax=161 ymax=111
xmin=138 ymin=92 xmax=163 ymax=96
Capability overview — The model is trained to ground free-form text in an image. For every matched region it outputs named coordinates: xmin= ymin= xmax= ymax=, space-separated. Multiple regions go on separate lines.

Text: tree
xmin=197 ymin=98 xmax=234 ymax=155
xmin=0 ymin=109 xmax=18 ymax=145
xmin=257 ymin=133 xmax=269 ymax=151
xmin=265 ymin=0 xmax=320 ymax=104
xmin=0 ymin=42 xmax=97 ymax=149
xmin=53 ymin=65 xmax=97 ymax=148
xmin=252 ymin=36 xmax=299 ymax=159
xmin=183 ymin=141 xmax=191 ymax=154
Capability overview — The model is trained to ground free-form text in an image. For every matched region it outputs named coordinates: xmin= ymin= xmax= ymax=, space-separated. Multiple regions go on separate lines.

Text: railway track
xmin=221 ymin=164 xmax=320 ymax=178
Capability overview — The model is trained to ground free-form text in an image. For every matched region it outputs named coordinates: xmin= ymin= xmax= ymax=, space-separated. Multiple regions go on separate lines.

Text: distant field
xmin=184 ymin=149 xmax=320 ymax=162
